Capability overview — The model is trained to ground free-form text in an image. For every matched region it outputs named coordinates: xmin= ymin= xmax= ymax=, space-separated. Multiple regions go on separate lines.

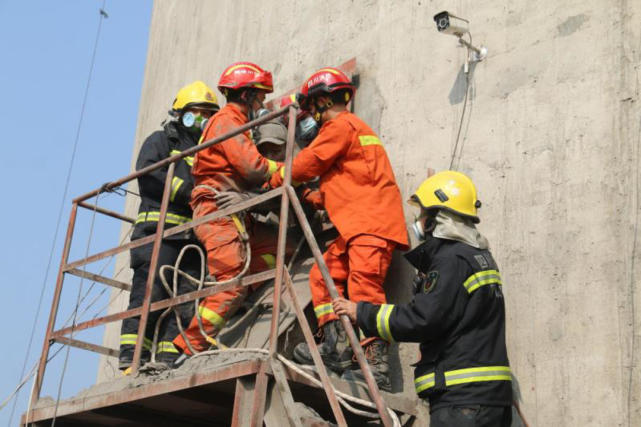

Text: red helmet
xmin=298 ymin=67 xmax=355 ymax=109
xmin=218 ymin=62 xmax=274 ymax=94
xmin=279 ymin=93 xmax=297 ymax=108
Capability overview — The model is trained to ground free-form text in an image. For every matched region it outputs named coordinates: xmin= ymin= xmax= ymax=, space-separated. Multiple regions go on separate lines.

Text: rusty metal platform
xmin=24 ymin=58 xmax=412 ymax=426
xmin=24 ymin=354 xmax=417 ymax=426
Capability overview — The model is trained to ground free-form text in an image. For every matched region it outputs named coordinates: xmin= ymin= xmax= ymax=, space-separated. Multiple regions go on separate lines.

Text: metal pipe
xmin=52 ymin=336 xmax=118 ymax=358
xmin=78 ymin=201 xmax=135 ymax=223
xmin=51 ymin=269 xmax=276 ymax=338
xmin=131 ymin=162 xmax=175 ymax=373
xmin=286 ymin=185 xmax=393 ymax=427
xmin=30 ymin=202 xmax=79 ymax=408
xmin=252 ymin=105 xmax=298 ymax=426
xmin=458 ymin=37 xmax=481 ymax=54
xmin=66 ymin=268 xmax=132 ymax=292
xmin=268 ymin=105 xmax=297 ymax=356
xmin=64 ymin=188 xmax=283 ymax=271
xmin=283 ymin=269 xmax=347 ymax=426
xmin=73 ymin=106 xmax=291 ymax=203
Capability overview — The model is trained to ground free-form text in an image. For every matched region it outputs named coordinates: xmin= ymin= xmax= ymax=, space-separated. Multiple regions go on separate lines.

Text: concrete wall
xmin=100 ymin=1 xmax=641 ymax=425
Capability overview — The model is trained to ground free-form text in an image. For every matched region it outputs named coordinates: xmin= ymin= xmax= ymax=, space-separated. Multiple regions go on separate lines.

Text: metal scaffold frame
xmin=26 ymin=103 xmax=398 ymax=426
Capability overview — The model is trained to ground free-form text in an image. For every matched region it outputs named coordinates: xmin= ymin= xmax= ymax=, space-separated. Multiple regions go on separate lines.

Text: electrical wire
xmin=10 ymin=2 xmax=108 ymax=426
xmin=3 ymin=224 xmax=131 ymax=424
xmin=448 ymin=32 xmax=474 ymax=170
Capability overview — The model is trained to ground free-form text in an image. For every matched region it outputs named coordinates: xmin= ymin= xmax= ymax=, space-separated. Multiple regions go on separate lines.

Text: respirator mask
xmin=411 ymin=211 xmax=437 ymax=242
xmin=181 ymin=111 xmax=208 ymax=132
xmin=411 ymin=217 xmax=426 ymax=241
xmin=251 ymin=108 xmax=271 ymax=141
xmin=296 ymin=115 xmax=319 ymax=144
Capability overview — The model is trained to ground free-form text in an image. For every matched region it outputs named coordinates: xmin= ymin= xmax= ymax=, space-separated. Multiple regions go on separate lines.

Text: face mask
xmin=411 ymin=218 xmax=425 ymax=241
xmin=255 ymin=108 xmax=270 ymax=119
xmin=182 ymin=111 xmax=206 ymax=128
xmin=296 ymin=116 xmax=319 ymax=143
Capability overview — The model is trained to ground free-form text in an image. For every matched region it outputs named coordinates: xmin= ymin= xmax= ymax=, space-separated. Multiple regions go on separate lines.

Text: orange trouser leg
xmin=173 ymin=201 xmax=286 ymax=354
xmin=174 ymin=200 xmax=247 ymax=354
xmin=310 ymin=235 xmax=395 ymax=329
xmin=309 ymin=237 xmax=349 ymax=327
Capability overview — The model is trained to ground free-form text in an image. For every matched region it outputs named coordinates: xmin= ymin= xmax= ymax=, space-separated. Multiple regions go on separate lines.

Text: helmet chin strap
xmin=312 ymin=98 xmax=333 ymax=122
xmin=242 ymin=89 xmax=263 ymax=121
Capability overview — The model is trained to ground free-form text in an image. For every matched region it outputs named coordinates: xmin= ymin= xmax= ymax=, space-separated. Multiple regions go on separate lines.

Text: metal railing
xmin=28 ymin=104 xmax=394 ymax=426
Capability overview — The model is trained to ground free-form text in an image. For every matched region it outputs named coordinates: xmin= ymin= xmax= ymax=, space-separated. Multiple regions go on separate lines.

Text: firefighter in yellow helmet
xmin=334 ymin=171 xmax=513 ymax=426
xmin=119 ymin=81 xmax=219 ymax=372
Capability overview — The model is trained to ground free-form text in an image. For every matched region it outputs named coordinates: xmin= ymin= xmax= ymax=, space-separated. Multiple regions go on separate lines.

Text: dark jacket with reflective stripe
xmin=357 ymin=237 xmax=512 ymax=410
xmin=133 ymin=121 xmax=198 ymax=240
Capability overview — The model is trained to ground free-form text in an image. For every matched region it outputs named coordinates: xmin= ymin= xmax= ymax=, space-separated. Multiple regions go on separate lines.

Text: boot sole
xmin=292 ymin=346 xmax=352 ymax=373
xmin=341 ymin=370 xmax=392 ymax=392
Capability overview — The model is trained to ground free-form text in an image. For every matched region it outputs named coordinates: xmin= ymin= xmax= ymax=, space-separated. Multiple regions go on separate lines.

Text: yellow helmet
xmin=172 ymin=81 xmax=219 ymax=112
xmin=409 ymin=170 xmax=481 ymax=223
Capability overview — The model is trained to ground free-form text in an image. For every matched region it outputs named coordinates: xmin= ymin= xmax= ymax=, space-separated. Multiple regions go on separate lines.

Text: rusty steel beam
xmin=269 ymin=358 xmax=300 ymax=427
xmin=74 ymin=106 xmax=291 ymax=203
xmin=64 ymin=188 xmax=283 ymax=271
xmin=287 ymin=186 xmax=394 ymax=427
xmin=252 ymin=106 xmax=298 ymax=425
xmin=231 ymin=376 xmax=256 ymax=427
xmin=52 ymin=336 xmax=118 ymax=358
xmin=250 ymin=361 xmax=270 ymax=427
xmin=52 ymin=269 xmax=275 ymax=338
xmin=78 ymin=201 xmax=135 ymax=223
xmin=24 ymin=359 xmax=263 ymax=424
xmin=66 ymin=268 xmax=132 ymax=292
xmin=268 ymin=105 xmax=296 ymax=357
xmin=283 ymin=269 xmax=347 ymax=426
xmin=131 ymin=162 xmax=175 ymax=373
xmin=30 ymin=203 xmax=79 ymax=409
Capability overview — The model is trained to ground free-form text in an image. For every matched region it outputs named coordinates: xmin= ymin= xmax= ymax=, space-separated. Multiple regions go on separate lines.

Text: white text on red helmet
xmin=307 ymin=73 xmax=331 ymax=87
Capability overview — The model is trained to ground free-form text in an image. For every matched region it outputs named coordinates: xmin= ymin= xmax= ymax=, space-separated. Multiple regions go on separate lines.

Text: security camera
xmin=433 ymin=10 xmax=487 ymax=71
xmin=433 ymin=11 xmax=469 ymax=37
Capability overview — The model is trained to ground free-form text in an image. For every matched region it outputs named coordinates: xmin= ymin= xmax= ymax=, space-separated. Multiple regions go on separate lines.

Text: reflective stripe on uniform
xmin=414 ymin=366 xmax=512 ymax=394
xmin=463 ymin=270 xmax=502 ymax=294
xmin=260 ymin=254 xmax=276 ymax=269
xmin=119 ymin=334 xmax=152 ymax=350
xmin=170 ymin=177 xmax=184 ymax=202
xmin=376 ymin=304 xmax=395 ymax=342
xmin=359 ymin=135 xmax=383 ymax=147
xmin=277 ymin=167 xmax=301 ymax=186
xmin=135 ymin=211 xmax=191 ymax=225
xmin=414 ymin=372 xmax=435 ymax=393
xmin=170 ymin=149 xmax=194 ymax=167
xmin=156 ymin=341 xmax=179 ymax=354
xmin=198 ymin=305 xmax=226 ymax=330
xmin=314 ymin=303 xmax=334 ymax=319
xmin=266 ymin=159 xmax=279 ymax=176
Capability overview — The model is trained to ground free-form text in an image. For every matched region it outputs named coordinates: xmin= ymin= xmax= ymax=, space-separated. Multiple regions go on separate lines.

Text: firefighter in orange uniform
xmin=173 ymin=62 xmax=282 ymax=357
xmin=270 ymin=68 xmax=409 ymax=391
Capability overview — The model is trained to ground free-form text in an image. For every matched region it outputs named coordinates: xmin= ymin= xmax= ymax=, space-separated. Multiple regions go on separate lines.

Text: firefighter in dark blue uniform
xmin=334 ymin=170 xmax=513 ymax=427
xmin=119 ymin=81 xmax=219 ymax=371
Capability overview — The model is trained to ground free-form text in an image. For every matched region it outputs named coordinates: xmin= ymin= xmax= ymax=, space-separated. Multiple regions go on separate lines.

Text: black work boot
xmin=293 ymin=320 xmax=353 ymax=373
xmin=118 ymin=347 xmax=150 ymax=371
xmin=341 ymin=339 xmax=391 ymax=392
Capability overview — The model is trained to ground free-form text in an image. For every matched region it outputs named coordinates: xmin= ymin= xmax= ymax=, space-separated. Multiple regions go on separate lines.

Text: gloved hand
xmin=269 ymin=168 xmax=284 ymax=188
xmin=214 ymin=191 xmax=250 ymax=209
xmin=301 ymin=188 xmax=323 ymax=210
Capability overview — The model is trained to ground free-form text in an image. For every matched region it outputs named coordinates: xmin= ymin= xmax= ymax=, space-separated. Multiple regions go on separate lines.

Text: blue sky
xmin=0 ymin=0 xmax=152 ymax=424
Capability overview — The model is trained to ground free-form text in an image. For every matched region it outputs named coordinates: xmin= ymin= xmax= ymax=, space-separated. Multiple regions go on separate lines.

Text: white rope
xmin=187 ymin=348 xmax=400 ymax=426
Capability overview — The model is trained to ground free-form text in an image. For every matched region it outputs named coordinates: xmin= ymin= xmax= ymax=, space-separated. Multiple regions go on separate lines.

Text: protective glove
xmin=269 ymin=168 xmax=285 ymax=188
xmin=301 ymin=188 xmax=323 ymax=210
xmin=214 ymin=191 xmax=250 ymax=209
